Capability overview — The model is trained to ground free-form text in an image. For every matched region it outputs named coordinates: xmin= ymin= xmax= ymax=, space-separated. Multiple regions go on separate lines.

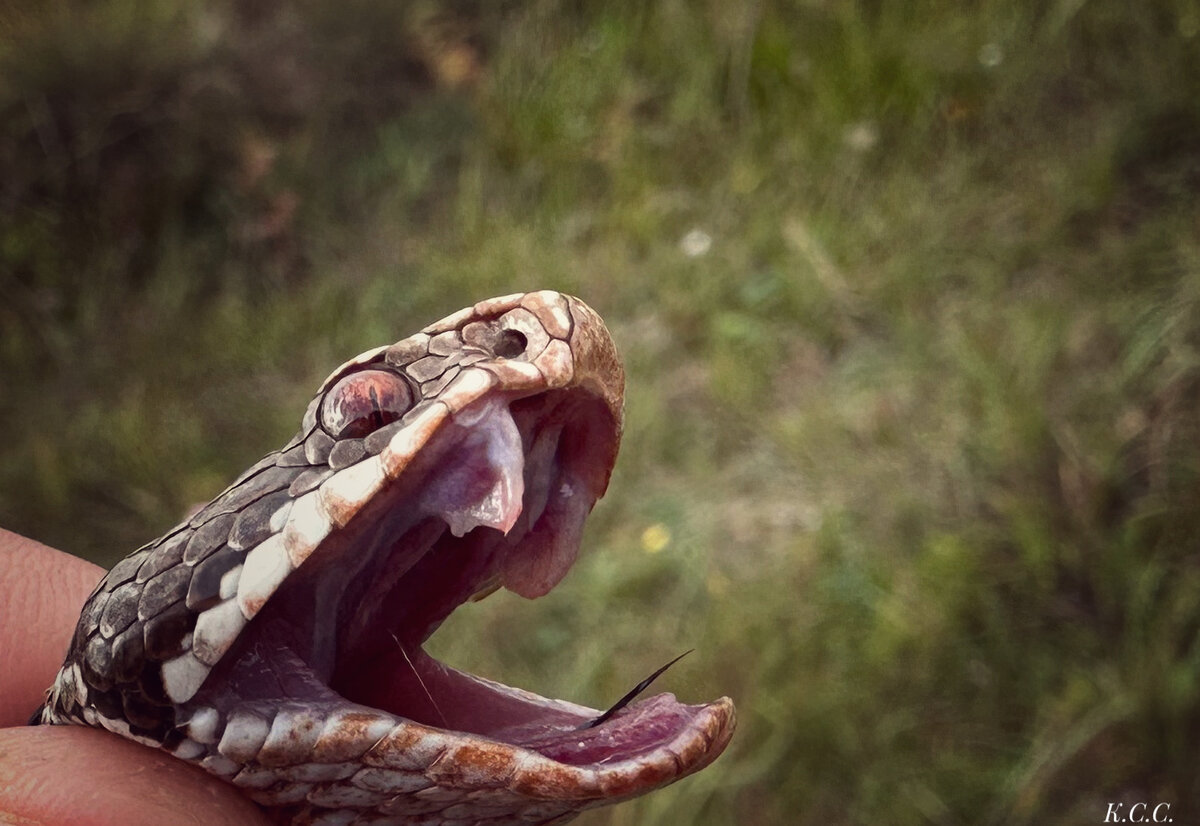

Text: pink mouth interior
xmin=196 ymin=391 xmax=712 ymax=767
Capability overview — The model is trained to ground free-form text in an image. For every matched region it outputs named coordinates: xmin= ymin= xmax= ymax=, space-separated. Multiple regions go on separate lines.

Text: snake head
xmin=41 ymin=291 xmax=735 ymax=825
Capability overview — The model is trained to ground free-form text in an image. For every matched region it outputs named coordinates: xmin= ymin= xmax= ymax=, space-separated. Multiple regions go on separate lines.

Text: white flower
xmin=843 ymin=122 xmax=878 ymax=152
xmin=680 ymin=228 xmax=713 ymax=258
xmin=978 ymin=43 xmax=1003 ymax=68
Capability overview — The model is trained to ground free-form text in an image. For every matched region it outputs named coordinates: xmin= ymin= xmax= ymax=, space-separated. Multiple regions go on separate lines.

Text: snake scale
xmin=34 ymin=291 xmax=735 ymax=825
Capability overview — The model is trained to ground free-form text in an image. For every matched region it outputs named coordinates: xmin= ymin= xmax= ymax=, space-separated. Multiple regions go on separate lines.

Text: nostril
xmin=494 ymin=329 xmax=528 ymax=358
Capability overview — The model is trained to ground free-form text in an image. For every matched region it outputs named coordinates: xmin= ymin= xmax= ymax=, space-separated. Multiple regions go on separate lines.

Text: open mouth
xmin=161 ymin=294 xmax=735 ymax=815
xmin=197 ymin=391 xmax=723 ymax=761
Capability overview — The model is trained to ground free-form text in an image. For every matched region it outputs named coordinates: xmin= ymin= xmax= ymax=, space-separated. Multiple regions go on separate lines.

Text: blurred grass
xmin=3 ymin=1 xmax=1200 ymax=823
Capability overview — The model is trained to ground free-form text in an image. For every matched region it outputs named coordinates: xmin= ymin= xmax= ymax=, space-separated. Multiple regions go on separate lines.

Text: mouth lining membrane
xmin=192 ymin=393 xmax=702 ymax=766
xmin=416 ymin=396 xmax=527 ymax=539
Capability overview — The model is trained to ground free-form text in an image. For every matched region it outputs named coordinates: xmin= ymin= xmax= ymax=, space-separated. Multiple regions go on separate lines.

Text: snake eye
xmin=320 ymin=369 xmax=413 ymax=439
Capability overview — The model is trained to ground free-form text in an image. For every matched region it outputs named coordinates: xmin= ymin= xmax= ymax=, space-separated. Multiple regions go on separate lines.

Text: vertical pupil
xmin=368 ymin=385 xmax=385 ymax=429
xmin=364 ymin=384 xmax=388 ymax=429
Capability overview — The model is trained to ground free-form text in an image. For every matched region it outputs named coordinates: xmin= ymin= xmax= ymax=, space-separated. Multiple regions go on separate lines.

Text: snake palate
xmin=35 ymin=291 xmax=735 ymax=826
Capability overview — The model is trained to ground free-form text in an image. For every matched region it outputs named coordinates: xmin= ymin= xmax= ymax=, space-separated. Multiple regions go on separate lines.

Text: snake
xmin=33 ymin=291 xmax=735 ymax=825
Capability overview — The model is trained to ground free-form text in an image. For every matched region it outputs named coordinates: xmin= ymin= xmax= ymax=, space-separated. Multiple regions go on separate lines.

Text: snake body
xmin=36 ymin=292 xmax=735 ymax=825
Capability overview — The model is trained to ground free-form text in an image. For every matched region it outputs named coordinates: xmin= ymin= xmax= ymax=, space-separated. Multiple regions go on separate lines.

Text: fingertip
xmin=0 ymin=726 xmax=272 ymax=826
xmin=0 ymin=529 xmax=105 ymax=726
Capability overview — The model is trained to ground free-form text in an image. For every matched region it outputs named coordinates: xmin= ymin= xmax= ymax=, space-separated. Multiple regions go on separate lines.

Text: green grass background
xmin=3 ymin=1 xmax=1200 ymax=823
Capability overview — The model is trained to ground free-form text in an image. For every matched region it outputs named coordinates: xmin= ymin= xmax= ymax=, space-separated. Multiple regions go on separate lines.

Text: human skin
xmin=0 ymin=528 xmax=271 ymax=826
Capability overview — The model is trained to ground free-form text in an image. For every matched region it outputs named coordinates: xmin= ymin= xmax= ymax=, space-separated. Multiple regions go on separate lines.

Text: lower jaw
xmin=193 ymin=562 xmax=724 ymax=770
